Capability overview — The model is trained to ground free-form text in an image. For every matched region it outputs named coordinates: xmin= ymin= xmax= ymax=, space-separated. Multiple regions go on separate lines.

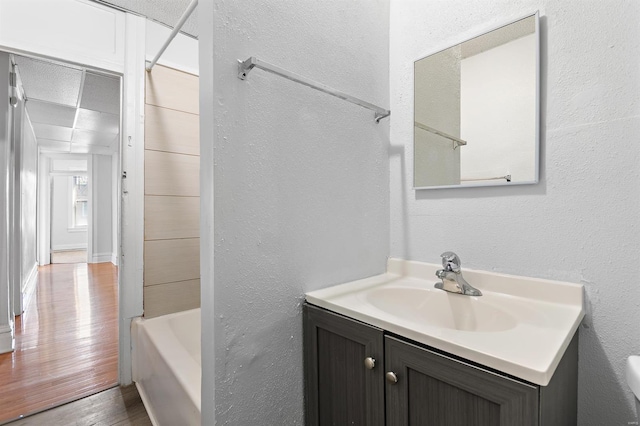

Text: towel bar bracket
xmin=238 ymin=57 xmax=256 ymax=80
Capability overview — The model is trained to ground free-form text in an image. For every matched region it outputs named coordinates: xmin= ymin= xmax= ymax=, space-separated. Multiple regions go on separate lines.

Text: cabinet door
xmin=304 ymin=304 xmax=384 ymax=426
xmin=385 ymin=336 xmax=538 ymax=426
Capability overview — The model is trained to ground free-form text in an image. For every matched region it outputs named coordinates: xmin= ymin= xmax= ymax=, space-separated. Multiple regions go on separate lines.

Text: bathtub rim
xmin=132 ymin=308 xmax=202 ymax=417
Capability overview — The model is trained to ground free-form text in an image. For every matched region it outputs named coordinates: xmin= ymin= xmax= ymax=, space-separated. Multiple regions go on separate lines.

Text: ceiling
xmin=92 ymin=0 xmax=198 ymax=38
xmin=15 ymin=55 xmax=120 ymax=155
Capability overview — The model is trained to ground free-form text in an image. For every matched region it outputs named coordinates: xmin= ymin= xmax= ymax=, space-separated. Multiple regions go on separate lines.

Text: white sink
xmin=627 ymin=356 xmax=640 ymax=408
xmin=366 ymin=286 xmax=517 ymax=332
xmin=306 ymin=258 xmax=584 ymax=386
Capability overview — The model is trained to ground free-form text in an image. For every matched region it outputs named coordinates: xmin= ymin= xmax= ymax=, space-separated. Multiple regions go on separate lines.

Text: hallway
xmin=0 ymin=263 xmax=118 ymax=424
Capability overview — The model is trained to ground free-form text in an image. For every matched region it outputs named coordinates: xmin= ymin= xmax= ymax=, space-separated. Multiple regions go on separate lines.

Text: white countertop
xmin=305 ymin=258 xmax=584 ymax=386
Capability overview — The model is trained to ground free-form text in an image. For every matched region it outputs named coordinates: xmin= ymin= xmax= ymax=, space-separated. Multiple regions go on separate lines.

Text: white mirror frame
xmin=413 ymin=11 xmax=540 ymax=190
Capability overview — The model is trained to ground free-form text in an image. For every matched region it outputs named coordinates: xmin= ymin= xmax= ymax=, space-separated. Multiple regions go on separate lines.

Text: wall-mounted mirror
xmin=414 ymin=12 xmax=539 ymax=189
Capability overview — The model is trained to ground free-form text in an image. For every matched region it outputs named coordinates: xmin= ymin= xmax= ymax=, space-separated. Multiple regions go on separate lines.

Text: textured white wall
xmin=201 ymin=0 xmax=390 ymax=423
xmin=390 ymin=1 xmax=640 ymax=424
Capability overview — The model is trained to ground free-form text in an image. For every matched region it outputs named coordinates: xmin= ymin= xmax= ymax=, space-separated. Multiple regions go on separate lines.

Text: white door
xmin=0 ymin=51 xmax=15 ymax=353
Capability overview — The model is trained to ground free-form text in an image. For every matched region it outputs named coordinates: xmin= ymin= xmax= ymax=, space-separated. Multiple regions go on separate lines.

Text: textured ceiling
xmin=91 ymin=0 xmax=198 ymax=38
xmin=80 ymin=72 xmax=120 ymax=115
xmin=14 ymin=55 xmax=120 ymax=155
xmin=15 ymin=57 xmax=83 ymax=107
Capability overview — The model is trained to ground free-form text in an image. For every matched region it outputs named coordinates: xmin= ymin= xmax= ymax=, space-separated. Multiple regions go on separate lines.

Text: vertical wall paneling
xmin=143 ymin=105 xmax=199 ymax=155
xmin=145 ymin=65 xmax=199 ymax=114
xmin=143 ymin=65 xmax=200 ymax=318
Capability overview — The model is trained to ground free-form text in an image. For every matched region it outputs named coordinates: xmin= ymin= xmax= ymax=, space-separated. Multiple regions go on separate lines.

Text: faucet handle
xmin=440 ymin=251 xmax=461 ymax=273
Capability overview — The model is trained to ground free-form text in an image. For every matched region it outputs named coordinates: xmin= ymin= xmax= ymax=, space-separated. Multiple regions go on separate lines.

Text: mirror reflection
xmin=414 ymin=14 xmax=539 ymax=189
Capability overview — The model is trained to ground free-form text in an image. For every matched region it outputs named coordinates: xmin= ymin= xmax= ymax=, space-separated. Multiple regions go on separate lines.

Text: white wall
xmin=199 ymin=0 xmax=390 ymax=423
xmin=460 ymin=34 xmax=536 ymax=182
xmin=20 ymin=111 xmax=38 ymax=296
xmin=112 ymin=151 xmax=118 ymax=264
xmin=0 ymin=0 xmax=126 ymax=73
xmin=89 ymin=154 xmax=113 ymax=262
xmin=390 ymin=2 xmax=640 ymax=425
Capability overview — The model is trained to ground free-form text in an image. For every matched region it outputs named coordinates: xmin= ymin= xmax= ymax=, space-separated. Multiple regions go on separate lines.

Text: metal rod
xmin=414 ymin=121 xmax=467 ymax=147
xmin=238 ymin=57 xmax=391 ymax=123
xmin=146 ymin=0 xmax=198 ymax=72
xmin=461 ymin=175 xmax=512 ymax=182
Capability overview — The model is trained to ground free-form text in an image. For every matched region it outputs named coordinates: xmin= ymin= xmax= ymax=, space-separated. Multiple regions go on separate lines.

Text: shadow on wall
xmin=389 ymin=144 xmax=410 ymax=259
xmin=578 ymin=320 xmax=636 ymax=423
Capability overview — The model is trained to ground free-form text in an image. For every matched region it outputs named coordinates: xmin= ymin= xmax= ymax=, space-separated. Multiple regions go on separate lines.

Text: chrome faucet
xmin=435 ymin=252 xmax=482 ymax=296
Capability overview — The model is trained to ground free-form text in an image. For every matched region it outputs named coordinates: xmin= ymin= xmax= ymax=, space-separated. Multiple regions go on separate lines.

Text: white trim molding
xmin=0 ymin=324 xmax=14 ymax=354
xmin=0 ymin=0 xmax=126 ymax=73
xmin=91 ymin=252 xmax=114 ymax=264
xmin=21 ymin=264 xmax=38 ymax=315
xmin=51 ymin=243 xmax=88 ymax=251
xmin=118 ymin=12 xmax=147 ymax=386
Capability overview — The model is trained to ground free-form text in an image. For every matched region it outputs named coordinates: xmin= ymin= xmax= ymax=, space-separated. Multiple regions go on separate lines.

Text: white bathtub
xmin=133 ymin=308 xmax=201 ymax=426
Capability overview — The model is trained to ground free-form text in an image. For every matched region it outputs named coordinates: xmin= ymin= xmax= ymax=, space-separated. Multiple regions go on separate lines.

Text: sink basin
xmin=627 ymin=356 xmax=640 ymax=411
xmin=366 ymin=287 xmax=517 ymax=332
xmin=305 ymin=258 xmax=584 ymax=386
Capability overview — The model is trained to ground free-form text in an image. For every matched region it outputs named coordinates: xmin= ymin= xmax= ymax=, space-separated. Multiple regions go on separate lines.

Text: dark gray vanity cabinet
xmin=385 ymin=335 xmax=537 ymax=425
xmin=304 ymin=303 xmax=385 ymax=426
xmin=304 ymin=303 xmax=578 ymax=426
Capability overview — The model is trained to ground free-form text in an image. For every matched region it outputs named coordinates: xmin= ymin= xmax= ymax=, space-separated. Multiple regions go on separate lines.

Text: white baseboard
xmin=0 ymin=324 xmax=14 ymax=354
xmin=111 ymin=253 xmax=118 ymax=266
xmin=52 ymin=243 xmax=87 ymax=251
xmin=91 ymin=252 xmax=113 ymax=263
xmin=21 ymin=264 xmax=38 ymax=315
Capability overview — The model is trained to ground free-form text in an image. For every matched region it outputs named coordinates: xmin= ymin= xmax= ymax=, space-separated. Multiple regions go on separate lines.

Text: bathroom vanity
xmin=303 ymin=258 xmax=584 ymax=425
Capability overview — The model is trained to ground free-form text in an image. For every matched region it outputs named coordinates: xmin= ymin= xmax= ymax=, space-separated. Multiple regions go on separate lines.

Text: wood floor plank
xmin=4 ymin=386 xmax=151 ymax=426
xmin=0 ymin=263 xmax=119 ymax=424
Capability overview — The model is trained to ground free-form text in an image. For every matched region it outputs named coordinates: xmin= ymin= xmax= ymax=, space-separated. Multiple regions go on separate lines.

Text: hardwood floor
xmin=0 ymin=263 xmax=119 ymax=424
xmin=4 ymin=385 xmax=151 ymax=426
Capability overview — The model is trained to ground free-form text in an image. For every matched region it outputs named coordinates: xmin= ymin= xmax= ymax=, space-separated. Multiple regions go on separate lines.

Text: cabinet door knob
xmin=386 ymin=371 xmax=398 ymax=384
xmin=364 ymin=357 xmax=376 ymax=370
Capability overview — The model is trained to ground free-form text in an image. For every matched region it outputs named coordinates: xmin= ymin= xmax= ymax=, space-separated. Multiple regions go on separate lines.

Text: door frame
xmin=46 ymin=167 xmax=89 ymax=263
xmin=0 ymin=1 xmax=146 ymax=385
